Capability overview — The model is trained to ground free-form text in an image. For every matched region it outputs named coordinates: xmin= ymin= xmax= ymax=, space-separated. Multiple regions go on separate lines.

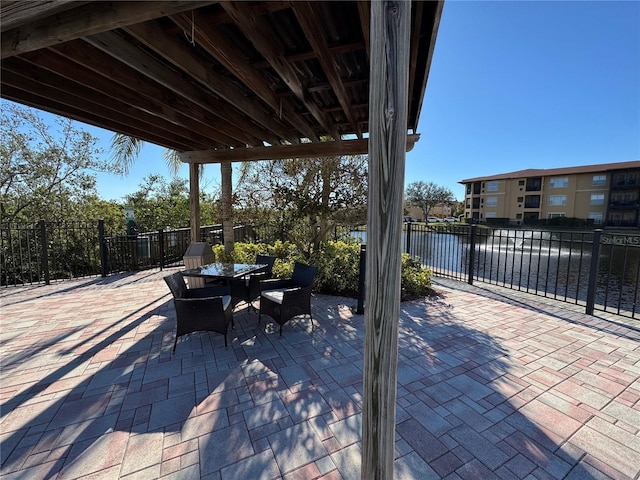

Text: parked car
xmin=403 ymin=216 xmax=419 ymax=223
xmin=427 ymin=217 xmax=442 ymax=223
xmin=443 ymin=217 xmax=458 ymax=223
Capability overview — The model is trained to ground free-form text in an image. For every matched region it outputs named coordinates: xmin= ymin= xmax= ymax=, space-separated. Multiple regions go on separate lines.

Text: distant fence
xmin=0 ymin=220 xmax=255 ymax=287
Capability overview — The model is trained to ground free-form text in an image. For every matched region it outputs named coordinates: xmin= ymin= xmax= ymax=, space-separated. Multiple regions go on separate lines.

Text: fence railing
xmin=2 ymin=219 xmax=638 ymax=319
xmin=397 ymin=223 xmax=639 ymax=319
xmin=0 ymin=220 xmax=256 ymax=287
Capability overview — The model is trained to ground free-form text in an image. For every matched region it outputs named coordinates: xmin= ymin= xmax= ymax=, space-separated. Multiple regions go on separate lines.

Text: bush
xmin=400 ymin=253 xmax=432 ymax=300
xmin=213 ymin=241 xmax=433 ymax=300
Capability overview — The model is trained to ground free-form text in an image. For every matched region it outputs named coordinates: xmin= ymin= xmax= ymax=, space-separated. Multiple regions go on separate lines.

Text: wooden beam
xmin=219 ymin=1 xmax=336 ymax=140
xmin=221 ymin=163 xmax=234 ymax=255
xmin=119 ymin=23 xmax=292 ymax=144
xmin=178 ymin=135 xmax=420 ymax=164
xmin=290 ymin=2 xmax=362 ymax=138
xmin=170 ymin=12 xmax=316 ymax=141
xmin=362 ymin=1 xmax=411 ymax=479
xmin=49 ymin=40 xmax=260 ymax=147
xmin=357 ymin=1 xmax=371 ymax=61
xmin=1 ymin=1 xmax=214 ymax=59
xmin=0 ymin=83 xmax=197 ymax=152
xmin=0 ymin=1 xmax=87 ymax=32
xmin=2 ymin=52 xmax=230 ymax=148
xmin=189 ymin=163 xmax=201 ymax=242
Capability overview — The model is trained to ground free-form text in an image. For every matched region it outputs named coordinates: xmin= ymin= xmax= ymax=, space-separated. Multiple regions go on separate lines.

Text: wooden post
xmin=362 ymin=2 xmax=411 ymax=479
xmin=221 ymin=162 xmax=234 ymax=255
xmin=189 ymin=162 xmax=201 ymax=242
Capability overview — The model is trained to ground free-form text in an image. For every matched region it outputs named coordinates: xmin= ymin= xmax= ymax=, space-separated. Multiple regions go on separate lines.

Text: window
xmin=485 ymin=212 xmax=497 ymax=218
xmin=592 ymin=175 xmax=606 ymax=186
xmin=548 ymin=213 xmax=565 ymax=219
xmin=588 ymin=212 xmax=603 ymax=225
xmin=549 ymin=177 xmax=568 ymax=188
xmin=548 ymin=195 xmax=567 ymax=206
xmin=518 ymin=180 xmax=525 ymax=186
xmin=485 ymin=197 xmax=498 ymax=207
xmin=590 ymin=194 xmax=605 ymax=205
xmin=517 ymin=197 xmax=523 ymax=202
xmin=486 ymin=181 xmax=499 ymax=191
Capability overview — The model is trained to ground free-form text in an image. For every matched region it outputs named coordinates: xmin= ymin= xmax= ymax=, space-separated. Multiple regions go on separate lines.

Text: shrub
xmin=400 ymin=253 xmax=432 ymax=300
xmin=212 ymin=241 xmax=433 ymax=300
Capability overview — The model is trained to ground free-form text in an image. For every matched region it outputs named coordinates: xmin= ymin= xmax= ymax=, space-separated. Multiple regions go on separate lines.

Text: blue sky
xmin=8 ymin=1 xmax=640 ymax=202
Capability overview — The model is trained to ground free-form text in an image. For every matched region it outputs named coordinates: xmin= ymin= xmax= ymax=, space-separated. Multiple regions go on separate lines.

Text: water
xmin=352 ymin=228 xmax=640 ymax=316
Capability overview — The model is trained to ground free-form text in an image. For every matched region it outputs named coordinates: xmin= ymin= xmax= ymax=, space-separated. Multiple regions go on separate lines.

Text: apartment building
xmin=460 ymin=161 xmax=640 ymax=227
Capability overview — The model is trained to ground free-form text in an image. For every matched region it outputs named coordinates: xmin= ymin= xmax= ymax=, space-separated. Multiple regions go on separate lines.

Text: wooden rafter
xmin=290 ymin=2 xmax=362 ymax=138
xmin=219 ymin=0 xmax=337 ymax=140
xmin=1 ymin=1 xmax=215 ymax=58
xmin=169 ymin=11 xmax=316 ymax=141
xmin=48 ymin=40 xmax=260 ymax=147
xmin=1 ymin=1 xmax=442 ymax=156
xmin=117 ymin=23 xmax=292 ymax=144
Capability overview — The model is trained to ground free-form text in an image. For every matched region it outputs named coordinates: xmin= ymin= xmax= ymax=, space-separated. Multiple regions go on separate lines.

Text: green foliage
xmin=122 ymin=175 xmax=218 ymax=232
xmin=0 ymin=102 xmax=117 ymax=222
xmin=405 ymin=181 xmax=455 ymax=220
xmin=400 ymin=254 xmax=433 ymax=300
xmin=308 ymin=241 xmax=361 ymax=296
xmin=215 ymin=240 xmax=433 ymax=300
xmin=235 ymin=154 xmax=368 ymax=258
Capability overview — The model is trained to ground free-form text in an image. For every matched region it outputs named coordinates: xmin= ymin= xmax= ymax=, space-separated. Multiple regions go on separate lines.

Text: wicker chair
xmin=164 ymin=272 xmax=234 ymax=352
xmin=258 ymin=262 xmax=317 ymax=336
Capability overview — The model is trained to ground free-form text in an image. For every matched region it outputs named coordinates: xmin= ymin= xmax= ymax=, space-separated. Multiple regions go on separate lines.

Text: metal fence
xmin=2 ymin=219 xmax=638 ymax=319
xmin=397 ymin=223 xmax=639 ymax=319
xmin=0 ymin=220 xmax=256 ymax=287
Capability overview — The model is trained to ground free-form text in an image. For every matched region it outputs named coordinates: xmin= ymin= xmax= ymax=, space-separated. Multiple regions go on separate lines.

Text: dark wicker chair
xmin=164 ymin=272 xmax=234 ymax=352
xmin=258 ymin=262 xmax=317 ymax=336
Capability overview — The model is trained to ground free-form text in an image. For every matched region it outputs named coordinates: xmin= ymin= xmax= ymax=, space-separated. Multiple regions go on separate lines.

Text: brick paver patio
xmin=1 ymin=268 xmax=639 ymax=479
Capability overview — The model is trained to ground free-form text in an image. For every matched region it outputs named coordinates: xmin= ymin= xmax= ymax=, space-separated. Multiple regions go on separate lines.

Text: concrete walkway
xmin=1 ymin=268 xmax=639 ymax=479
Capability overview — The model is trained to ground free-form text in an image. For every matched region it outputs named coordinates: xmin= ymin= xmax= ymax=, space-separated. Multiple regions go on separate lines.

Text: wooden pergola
xmin=1 ymin=1 xmax=443 ymax=477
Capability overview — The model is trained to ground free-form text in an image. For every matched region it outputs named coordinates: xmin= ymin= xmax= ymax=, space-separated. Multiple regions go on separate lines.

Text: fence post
xmin=586 ymin=229 xmax=602 ymax=315
xmin=405 ymin=222 xmax=412 ymax=254
xmin=467 ymin=223 xmax=477 ymax=285
xmin=39 ymin=219 xmax=50 ymax=285
xmin=98 ymin=220 xmax=108 ymax=277
xmin=159 ymin=228 xmax=165 ymax=271
xmin=356 ymin=244 xmax=366 ymax=314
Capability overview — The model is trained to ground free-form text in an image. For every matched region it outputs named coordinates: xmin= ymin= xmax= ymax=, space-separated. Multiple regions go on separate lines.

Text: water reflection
xmin=352 ymin=228 xmax=639 ymax=316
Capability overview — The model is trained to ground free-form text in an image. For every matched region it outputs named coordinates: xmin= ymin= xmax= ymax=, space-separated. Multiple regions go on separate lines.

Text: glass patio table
xmin=182 ymin=263 xmax=269 ymax=282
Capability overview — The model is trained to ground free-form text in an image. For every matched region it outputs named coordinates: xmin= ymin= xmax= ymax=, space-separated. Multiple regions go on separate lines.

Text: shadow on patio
xmin=1 ymin=268 xmax=638 ymax=479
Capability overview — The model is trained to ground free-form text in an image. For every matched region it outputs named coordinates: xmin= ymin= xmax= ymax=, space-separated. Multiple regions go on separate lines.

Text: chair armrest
xmin=174 ymin=295 xmax=231 ymax=310
xmin=259 ymin=278 xmax=292 ymax=292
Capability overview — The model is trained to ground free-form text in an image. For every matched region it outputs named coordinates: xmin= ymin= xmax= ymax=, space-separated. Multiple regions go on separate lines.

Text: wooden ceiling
xmin=1 ymin=1 xmax=443 ymax=159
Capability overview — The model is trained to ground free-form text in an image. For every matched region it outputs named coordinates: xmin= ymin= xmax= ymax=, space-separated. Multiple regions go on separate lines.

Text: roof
xmin=1 ymin=1 xmax=443 ymax=160
xmin=459 ymin=160 xmax=640 ymax=184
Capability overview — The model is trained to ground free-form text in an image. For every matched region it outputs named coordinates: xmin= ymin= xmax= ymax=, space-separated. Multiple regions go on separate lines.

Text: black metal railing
xmin=397 ymin=224 xmax=639 ymax=319
xmin=0 ymin=221 xmax=257 ymax=287
xmin=2 ymin=219 xmax=638 ymax=320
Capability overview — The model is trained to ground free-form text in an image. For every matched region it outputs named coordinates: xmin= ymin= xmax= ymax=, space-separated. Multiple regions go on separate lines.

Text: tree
xmin=123 ymin=175 xmax=217 ymax=232
xmin=236 ymin=154 xmax=367 ymax=257
xmin=405 ymin=181 xmax=454 ymax=220
xmin=0 ymin=103 xmax=119 ymax=222
xmin=110 ymin=133 xmax=228 ymax=246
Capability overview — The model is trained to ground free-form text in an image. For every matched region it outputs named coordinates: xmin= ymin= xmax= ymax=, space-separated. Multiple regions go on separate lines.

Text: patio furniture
xmin=164 ymin=272 xmax=234 ymax=352
xmin=244 ymin=254 xmax=277 ymax=310
xmin=258 ymin=262 xmax=317 ymax=336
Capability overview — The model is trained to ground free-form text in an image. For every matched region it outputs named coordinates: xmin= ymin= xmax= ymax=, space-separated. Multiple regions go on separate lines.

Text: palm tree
xmin=109 ymin=133 xmax=235 ymax=251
